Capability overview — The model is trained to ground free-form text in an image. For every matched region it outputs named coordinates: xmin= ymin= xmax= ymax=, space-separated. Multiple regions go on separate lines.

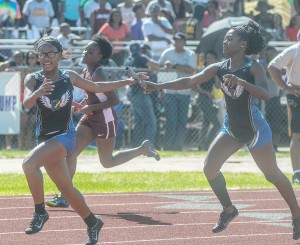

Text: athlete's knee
xmin=203 ymin=160 xmax=218 ymax=179
xmin=263 ymin=170 xmax=281 ymax=184
xmin=22 ymin=156 xmax=35 ymax=173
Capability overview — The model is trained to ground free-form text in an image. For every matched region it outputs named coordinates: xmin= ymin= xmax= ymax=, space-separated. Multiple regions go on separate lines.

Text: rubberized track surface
xmin=1 ymin=189 xmax=300 ymax=245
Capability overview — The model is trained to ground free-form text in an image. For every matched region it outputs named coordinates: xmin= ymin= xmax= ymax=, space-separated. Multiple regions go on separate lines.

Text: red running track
xmin=1 ymin=189 xmax=300 ymax=245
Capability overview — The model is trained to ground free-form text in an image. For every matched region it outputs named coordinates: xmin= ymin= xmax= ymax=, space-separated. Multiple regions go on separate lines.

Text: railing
xmin=0 ymin=39 xmax=296 ymax=54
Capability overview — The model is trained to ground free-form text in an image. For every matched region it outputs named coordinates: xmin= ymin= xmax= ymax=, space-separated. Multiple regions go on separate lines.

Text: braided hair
xmin=91 ymin=34 xmax=113 ymax=65
xmin=34 ymin=27 xmax=63 ymax=53
xmin=232 ymin=20 xmax=265 ymax=55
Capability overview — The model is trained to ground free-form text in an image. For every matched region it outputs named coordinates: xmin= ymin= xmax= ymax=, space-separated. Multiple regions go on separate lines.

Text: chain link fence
xmin=0 ymin=65 xmax=290 ymax=151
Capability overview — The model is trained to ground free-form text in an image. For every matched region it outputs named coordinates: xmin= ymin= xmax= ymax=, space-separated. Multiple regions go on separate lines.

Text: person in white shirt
xmin=57 ymin=23 xmax=81 ymax=50
xmin=117 ymin=0 xmax=135 ymax=28
xmin=268 ymin=29 xmax=300 ymax=184
xmin=22 ymin=0 xmax=54 ymax=37
xmin=145 ymin=0 xmax=175 ymax=18
xmin=158 ymin=32 xmax=196 ymax=151
xmin=142 ymin=4 xmax=174 ymax=59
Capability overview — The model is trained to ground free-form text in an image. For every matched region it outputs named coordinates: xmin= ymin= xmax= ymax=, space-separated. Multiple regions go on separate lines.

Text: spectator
xmin=170 ymin=0 xmax=193 ymax=33
xmin=18 ymin=51 xmax=39 ymax=150
xmin=130 ymin=3 xmax=145 ymax=40
xmin=22 ymin=0 xmax=55 ymax=38
xmin=185 ymin=3 xmax=205 ymax=40
xmin=269 ymin=13 xmax=288 ymax=41
xmin=286 ymin=14 xmax=300 ymax=41
xmin=49 ymin=0 xmax=61 ymax=27
xmin=254 ymin=0 xmax=274 ymax=30
xmin=125 ymin=43 xmax=160 ymax=147
xmin=158 ymin=32 xmax=196 ymax=151
xmin=141 ymin=43 xmax=163 ymax=149
xmin=262 ymin=46 xmax=284 ymax=152
xmin=268 ymin=29 xmax=300 ymax=184
xmin=0 ymin=0 xmax=22 ymax=38
xmin=57 ymin=22 xmax=81 ymax=51
xmin=145 ymin=0 xmax=175 ymax=18
xmin=90 ymin=0 xmax=111 ymax=36
xmin=97 ymin=8 xmax=131 ymax=66
xmin=117 ymin=0 xmax=135 ymax=28
xmin=60 ymin=0 xmax=80 ymax=27
xmin=81 ymin=0 xmax=111 ymax=26
xmin=142 ymin=4 xmax=174 ymax=60
xmin=202 ymin=0 xmax=222 ymax=28
xmin=193 ymin=50 xmax=221 ymax=151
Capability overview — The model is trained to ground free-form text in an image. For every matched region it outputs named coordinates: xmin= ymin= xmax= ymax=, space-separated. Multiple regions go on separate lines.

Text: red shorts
xmin=78 ymin=115 xmax=118 ymax=139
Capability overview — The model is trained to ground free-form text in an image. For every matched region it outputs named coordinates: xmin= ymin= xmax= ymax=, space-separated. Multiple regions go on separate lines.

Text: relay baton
xmin=125 ymin=66 xmax=147 ymax=89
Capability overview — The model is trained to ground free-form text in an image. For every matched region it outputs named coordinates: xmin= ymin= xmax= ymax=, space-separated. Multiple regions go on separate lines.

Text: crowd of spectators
xmin=0 ymin=0 xmax=298 ymax=151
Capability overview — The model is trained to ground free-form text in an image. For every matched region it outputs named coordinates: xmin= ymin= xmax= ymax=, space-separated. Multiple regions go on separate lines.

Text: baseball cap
xmin=173 ymin=32 xmax=186 ymax=41
xmin=129 ymin=43 xmax=140 ymax=55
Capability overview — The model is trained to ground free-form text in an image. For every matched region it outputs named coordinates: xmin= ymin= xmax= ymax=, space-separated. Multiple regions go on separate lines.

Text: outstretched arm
xmin=79 ymin=68 xmax=120 ymax=114
xmin=146 ymin=63 xmax=219 ymax=92
xmin=69 ymin=70 xmax=140 ymax=93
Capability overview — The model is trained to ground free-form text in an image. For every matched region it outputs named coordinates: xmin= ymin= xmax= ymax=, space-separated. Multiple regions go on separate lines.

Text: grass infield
xmin=0 ymin=149 xmax=293 ymax=196
xmin=0 ymin=172 xmax=294 ymax=196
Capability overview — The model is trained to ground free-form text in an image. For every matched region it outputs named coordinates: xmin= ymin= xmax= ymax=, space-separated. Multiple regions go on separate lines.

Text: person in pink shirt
xmin=97 ymin=8 xmax=131 ymax=66
xmin=202 ymin=0 xmax=221 ymax=28
xmin=286 ymin=14 xmax=300 ymax=41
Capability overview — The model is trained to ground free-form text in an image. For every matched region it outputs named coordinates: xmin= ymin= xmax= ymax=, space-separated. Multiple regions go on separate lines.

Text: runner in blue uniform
xmin=22 ymin=28 xmax=145 ymax=245
xmin=145 ymin=20 xmax=300 ymax=240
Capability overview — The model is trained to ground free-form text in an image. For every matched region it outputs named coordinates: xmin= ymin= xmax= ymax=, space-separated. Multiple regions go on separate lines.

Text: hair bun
xmin=247 ymin=20 xmax=260 ymax=32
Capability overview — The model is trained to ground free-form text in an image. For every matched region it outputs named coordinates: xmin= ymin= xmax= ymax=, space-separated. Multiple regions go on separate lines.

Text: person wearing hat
xmin=142 ymin=3 xmax=174 ymax=60
xmin=158 ymin=32 xmax=196 ymax=151
xmin=125 ymin=43 xmax=160 ymax=147
xmin=268 ymin=28 xmax=300 ymax=184
xmin=254 ymin=0 xmax=275 ymax=30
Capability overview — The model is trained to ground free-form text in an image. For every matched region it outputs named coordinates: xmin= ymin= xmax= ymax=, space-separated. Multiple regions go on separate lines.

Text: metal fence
xmin=0 ymin=66 xmax=290 ymax=151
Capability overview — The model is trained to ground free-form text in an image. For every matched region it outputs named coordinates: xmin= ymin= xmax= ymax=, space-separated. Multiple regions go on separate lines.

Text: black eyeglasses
xmin=38 ymin=52 xmax=60 ymax=59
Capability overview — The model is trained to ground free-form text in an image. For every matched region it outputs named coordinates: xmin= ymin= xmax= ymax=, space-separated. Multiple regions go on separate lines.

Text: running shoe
xmin=293 ymin=217 xmax=300 ymax=240
xmin=142 ymin=140 xmax=160 ymax=161
xmin=292 ymin=173 xmax=300 ymax=184
xmin=212 ymin=206 xmax=239 ymax=233
xmin=45 ymin=194 xmax=69 ymax=208
xmin=85 ymin=218 xmax=104 ymax=245
xmin=25 ymin=211 xmax=49 ymax=234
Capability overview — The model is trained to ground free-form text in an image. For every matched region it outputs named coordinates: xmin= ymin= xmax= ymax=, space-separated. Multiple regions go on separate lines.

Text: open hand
xmin=36 ymin=78 xmax=54 ymax=97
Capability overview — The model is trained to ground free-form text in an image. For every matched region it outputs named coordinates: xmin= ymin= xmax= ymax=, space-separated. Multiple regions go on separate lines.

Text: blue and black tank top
xmin=34 ymin=69 xmax=74 ymax=137
xmin=216 ymin=58 xmax=260 ymax=143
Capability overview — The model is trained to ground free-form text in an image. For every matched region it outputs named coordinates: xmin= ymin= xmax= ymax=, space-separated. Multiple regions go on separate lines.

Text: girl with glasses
xmin=22 ymin=28 xmax=146 ymax=245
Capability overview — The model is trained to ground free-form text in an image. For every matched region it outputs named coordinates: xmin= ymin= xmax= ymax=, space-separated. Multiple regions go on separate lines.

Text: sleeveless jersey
xmin=217 ymin=58 xmax=260 ymax=143
xmin=34 ymin=69 xmax=74 ymax=137
xmin=82 ymin=68 xmax=117 ymax=123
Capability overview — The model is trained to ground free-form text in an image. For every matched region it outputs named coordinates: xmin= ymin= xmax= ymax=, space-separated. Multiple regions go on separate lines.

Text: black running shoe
xmin=85 ymin=218 xmax=104 ymax=245
xmin=292 ymin=173 xmax=300 ymax=184
xmin=212 ymin=206 xmax=239 ymax=233
xmin=25 ymin=212 xmax=49 ymax=234
xmin=293 ymin=217 xmax=300 ymax=240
